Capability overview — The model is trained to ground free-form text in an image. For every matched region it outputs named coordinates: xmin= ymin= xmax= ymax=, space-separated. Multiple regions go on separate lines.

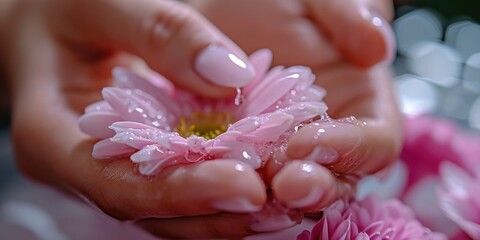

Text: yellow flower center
xmin=175 ymin=112 xmax=234 ymax=139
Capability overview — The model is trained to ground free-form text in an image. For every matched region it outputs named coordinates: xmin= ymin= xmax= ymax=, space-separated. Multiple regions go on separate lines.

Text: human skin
xmin=188 ymin=0 xmax=403 ymax=212
xmin=0 ymin=0 xmax=402 ymax=238
xmin=1 ymin=0 xmax=266 ymax=238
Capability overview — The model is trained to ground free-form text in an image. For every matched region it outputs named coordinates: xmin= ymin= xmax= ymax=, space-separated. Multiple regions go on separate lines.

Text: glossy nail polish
xmin=286 ymin=187 xmax=324 ymax=209
xmin=303 ymin=147 xmax=339 ymax=165
xmin=370 ymin=12 xmax=396 ymax=65
xmin=195 ymin=45 xmax=255 ymax=87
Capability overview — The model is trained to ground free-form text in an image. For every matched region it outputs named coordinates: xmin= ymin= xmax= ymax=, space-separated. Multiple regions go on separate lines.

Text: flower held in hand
xmin=79 ymin=49 xmax=328 ymax=175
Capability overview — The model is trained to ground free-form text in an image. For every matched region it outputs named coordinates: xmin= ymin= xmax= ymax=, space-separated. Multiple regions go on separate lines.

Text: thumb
xmin=304 ymin=0 xmax=395 ymax=68
xmin=52 ymin=0 xmax=255 ymax=97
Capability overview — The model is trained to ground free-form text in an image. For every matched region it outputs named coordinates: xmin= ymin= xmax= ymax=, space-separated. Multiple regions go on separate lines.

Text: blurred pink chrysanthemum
xmin=297 ymin=195 xmax=446 ymax=240
xmin=399 ymin=115 xmax=480 ymax=239
xmin=438 ymin=162 xmax=480 ymax=239
xmin=78 ymin=49 xmax=328 ymax=175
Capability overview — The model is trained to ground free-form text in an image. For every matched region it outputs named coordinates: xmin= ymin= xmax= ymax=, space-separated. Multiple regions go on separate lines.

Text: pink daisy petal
xmin=113 ymin=67 xmax=181 ymax=117
xmin=78 ymin=111 xmax=123 ymax=138
xmin=131 ymin=145 xmax=181 ymax=175
xmin=243 ymin=49 xmax=273 ymax=93
xmin=85 ymin=100 xmax=113 ymax=113
xmin=279 ymin=102 xmax=327 ymax=125
xmin=92 ymin=139 xmax=136 ymax=159
xmin=230 ymin=112 xmax=294 ymax=143
xmin=102 ymin=87 xmax=171 ymax=128
xmin=243 ymin=65 xmax=286 ymax=103
xmin=110 ymin=122 xmax=169 ymax=149
xmin=186 ymin=136 xmax=207 ymax=153
xmin=239 ymin=115 xmax=294 ymax=143
xmin=273 ymin=86 xmax=327 ymax=111
xmin=244 ymin=72 xmax=300 ymax=116
xmin=113 ymin=67 xmax=172 ymax=94
xmin=330 ymin=218 xmax=353 ymax=240
xmin=439 ymin=162 xmax=480 ymax=239
xmin=205 ymin=146 xmax=231 ymax=156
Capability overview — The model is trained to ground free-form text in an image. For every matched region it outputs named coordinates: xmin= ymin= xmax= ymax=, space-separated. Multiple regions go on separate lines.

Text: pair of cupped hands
xmin=0 ymin=0 xmax=402 ymax=238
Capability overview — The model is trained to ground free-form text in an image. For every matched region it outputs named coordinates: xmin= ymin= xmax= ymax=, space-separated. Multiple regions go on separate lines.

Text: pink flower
xmin=438 ymin=162 xmax=480 ymax=239
xmin=401 ymin=115 xmax=480 ymax=189
xmin=398 ymin=115 xmax=480 ymax=239
xmin=78 ymin=49 xmax=328 ymax=175
xmin=297 ymin=195 xmax=446 ymax=240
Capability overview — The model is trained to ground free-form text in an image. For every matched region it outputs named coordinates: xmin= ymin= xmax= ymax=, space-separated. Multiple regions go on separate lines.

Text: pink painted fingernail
xmin=210 ymin=198 xmax=262 ymax=213
xmin=369 ymin=12 xmax=396 ymax=65
xmin=286 ymin=187 xmax=324 ymax=209
xmin=304 ymin=147 xmax=339 ymax=165
xmin=195 ymin=45 xmax=255 ymax=87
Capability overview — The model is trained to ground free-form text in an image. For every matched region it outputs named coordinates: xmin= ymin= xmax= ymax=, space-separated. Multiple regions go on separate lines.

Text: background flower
xmin=355 ymin=114 xmax=480 ymax=240
xmin=438 ymin=162 xmax=480 ymax=239
xmin=297 ymin=195 xmax=446 ymax=240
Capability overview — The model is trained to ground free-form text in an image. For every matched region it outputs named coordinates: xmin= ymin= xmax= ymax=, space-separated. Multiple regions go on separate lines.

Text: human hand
xmin=3 ymin=0 xmax=269 ymax=238
xmin=189 ymin=0 xmax=403 ymax=212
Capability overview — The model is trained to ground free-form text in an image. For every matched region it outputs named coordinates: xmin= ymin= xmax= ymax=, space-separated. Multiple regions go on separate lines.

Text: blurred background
xmin=1 ymin=0 xmax=480 ymax=239
xmin=393 ymin=0 xmax=480 ymax=131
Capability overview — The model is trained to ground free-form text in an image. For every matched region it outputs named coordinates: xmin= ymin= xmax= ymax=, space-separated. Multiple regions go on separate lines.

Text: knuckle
xmin=138 ymin=5 xmax=200 ymax=57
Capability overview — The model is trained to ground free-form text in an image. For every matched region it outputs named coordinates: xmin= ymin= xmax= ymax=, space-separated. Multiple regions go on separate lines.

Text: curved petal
xmin=110 ymin=121 xmax=170 ymax=149
xmin=244 ymin=72 xmax=302 ymax=116
xmin=231 ymin=112 xmax=294 ymax=143
xmin=113 ymin=67 xmax=182 ymax=117
xmin=243 ymin=65 xmax=285 ymax=99
xmin=439 ymin=162 xmax=471 ymax=199
xmin=286 ymin=66 xmax=315 ymax=90
xmin=274 ymin=86 xmax=327 ymax=110
xmin=131 ymin=144 xmax=182 ymax=175
xmin=330 ymin=218 xmax=352 ymax=240
xmin=243 ymin=49 xmax=273 ymax=93
xmin=279 ymin=102 xmax=328 ymax=125
xmin=85 ymin=100 xmax=113 ymax=113
xmin=92 ymin=139 xmax=136 ymax=159
xmin=186 ymin=136 xmax=207 ymax=153
xmin=78 ymin=111 xmax=123 ymax=138
xmin=102 ymin=87 xmax=172 ymax=128
xmin=205 ymin=145 xmax=231 ymax=156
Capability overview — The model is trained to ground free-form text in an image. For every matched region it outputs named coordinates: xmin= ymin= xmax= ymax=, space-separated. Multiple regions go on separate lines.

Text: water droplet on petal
xmin=235 ymin=88 xmax=245 ymax=106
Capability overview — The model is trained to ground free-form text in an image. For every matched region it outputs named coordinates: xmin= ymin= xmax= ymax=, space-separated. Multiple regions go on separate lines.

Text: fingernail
xmin=303 ymin=147 xmax=339 ymax=165
xmin=210 ymin=198 xmax=262 ymax=213
xmin=369 ymin=12 xmax=396 ymax=65
xmin=249 ymin=199 xmax=303 ymax=232
xmin=195 ymin=45 xmax=255 ymax=87
xmin=285 ymin=187 xmax=324 ymax=209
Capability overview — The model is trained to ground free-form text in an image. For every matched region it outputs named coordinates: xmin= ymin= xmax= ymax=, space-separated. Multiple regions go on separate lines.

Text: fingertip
xmin=194 ymin=44 xmax=256 ymax=88
xmin=286 ymin=123 xmax=328 ymax=159
xmin=195 ymin=161 xmax=266 ymax=213
xmin=306 ymin=0 xmax=395 ymax=68
xmin=271 ymin=161 xmax=335 ymax=211
xmin=190 ymin=160 xmax=267 ymax=209
xmin=92 ymin=159 xmax=267 ymax=219
xmin=350 ymin=10 xmax=396 ymax=68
